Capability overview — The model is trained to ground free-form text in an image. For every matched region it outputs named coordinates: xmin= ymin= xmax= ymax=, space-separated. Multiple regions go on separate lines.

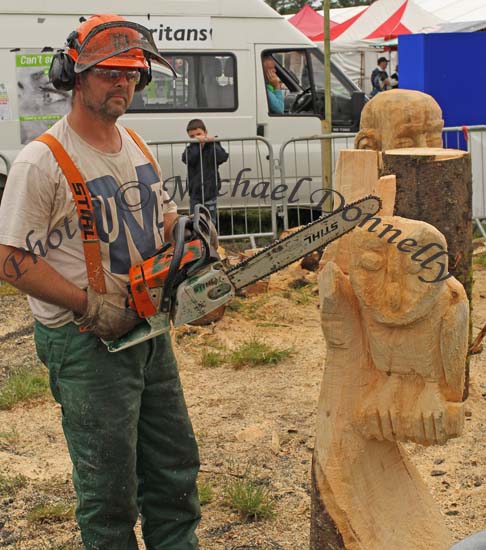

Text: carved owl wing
xmin=439 ymin=278 xmax=469 ymax=402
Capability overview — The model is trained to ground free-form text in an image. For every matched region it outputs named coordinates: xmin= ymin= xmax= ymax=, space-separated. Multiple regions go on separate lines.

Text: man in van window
xmin=263 ymin=55 xmax=285 ymax=114
xmin=0 ymin=14 xmax=202 ymax=549
xmin=370 ymin=56 xmax=392 ymax=98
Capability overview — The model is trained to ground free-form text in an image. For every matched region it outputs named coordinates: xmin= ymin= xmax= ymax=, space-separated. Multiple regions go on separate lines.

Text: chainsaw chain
xmin=226 ymin=194 xmax=382 ymax=289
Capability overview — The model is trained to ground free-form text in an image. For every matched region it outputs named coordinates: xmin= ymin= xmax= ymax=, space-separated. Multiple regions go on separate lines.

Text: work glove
xmin=74 ymin=287 xmax=141 ymax=341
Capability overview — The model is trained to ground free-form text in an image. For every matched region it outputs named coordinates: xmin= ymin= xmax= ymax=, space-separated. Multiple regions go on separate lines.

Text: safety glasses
xmin=90 ymin=67 xmax=141 ymax=84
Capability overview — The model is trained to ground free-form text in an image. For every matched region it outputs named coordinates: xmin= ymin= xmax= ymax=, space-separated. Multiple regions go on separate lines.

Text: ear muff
xmin=135 ymin=61 xmax=152 ymax=92
xmin=50 ymin=26 xmax=153 ymax=93
xmin=49 ymin=51 xmax=76 ymax=91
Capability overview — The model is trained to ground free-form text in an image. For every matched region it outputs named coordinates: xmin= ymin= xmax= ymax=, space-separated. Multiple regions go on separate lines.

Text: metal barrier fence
xmin=147 ymin=127 xmax=486 ymax=243
xmin=278 ymin=126 xmax=486 ymax=235
xmin=3 ymin=128 xmax=484 ymax=245
xmin=443 ymin=125 xmax=486 ymax=237
xmin=278 ymin=133 xmax=356 ymax=231
xmin=146 ymin=136 xmax=277 ymax=245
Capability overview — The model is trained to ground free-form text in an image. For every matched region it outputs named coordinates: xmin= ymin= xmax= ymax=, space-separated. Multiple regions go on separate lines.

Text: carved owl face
xmin=355 ymin=89 xmax=444 ymax=151
xmin=348 ymin=217 xmax=448 ymax=325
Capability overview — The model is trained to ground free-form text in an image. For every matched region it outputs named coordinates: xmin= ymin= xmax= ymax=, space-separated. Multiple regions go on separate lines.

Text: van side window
xmin=127 ymin=53 xmax=237 ymax=112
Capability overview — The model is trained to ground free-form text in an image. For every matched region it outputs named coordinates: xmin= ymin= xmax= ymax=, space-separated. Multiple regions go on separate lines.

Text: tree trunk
xmin=381 ymin=148 xmax=473 ymax=398
xmin=310 ymin=456 xmax=345 ymax=550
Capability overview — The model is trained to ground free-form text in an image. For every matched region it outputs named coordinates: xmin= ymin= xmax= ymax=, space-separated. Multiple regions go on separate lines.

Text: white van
xmin=0 ymin=0 xmax=365 ymax=206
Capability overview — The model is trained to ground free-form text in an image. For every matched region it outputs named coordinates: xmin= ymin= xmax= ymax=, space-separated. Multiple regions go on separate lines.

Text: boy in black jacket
xmin=182 ymin=119 xmax=229 ymax=226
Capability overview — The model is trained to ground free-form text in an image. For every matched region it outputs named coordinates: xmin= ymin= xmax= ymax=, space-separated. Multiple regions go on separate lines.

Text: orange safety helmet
xmin=67 ymin=14 xmax=176 ymax=75
xmin=49 ymin=13 xmax=176 ymax=91
xmin=67 ymin=14 xmax=147 ymax=70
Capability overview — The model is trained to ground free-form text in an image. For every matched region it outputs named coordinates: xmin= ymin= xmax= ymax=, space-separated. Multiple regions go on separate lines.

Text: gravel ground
xmin=0 ymin=267 xmax=484 ymax=549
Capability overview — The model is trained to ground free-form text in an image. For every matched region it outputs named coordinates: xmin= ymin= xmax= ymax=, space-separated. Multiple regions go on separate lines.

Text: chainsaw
xmin=105 ymin=197 xmax=381 ymax=352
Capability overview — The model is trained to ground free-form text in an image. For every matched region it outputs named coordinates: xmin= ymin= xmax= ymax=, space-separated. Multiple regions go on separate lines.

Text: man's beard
xmin=82 ymin=91 xmax=129 ymax=122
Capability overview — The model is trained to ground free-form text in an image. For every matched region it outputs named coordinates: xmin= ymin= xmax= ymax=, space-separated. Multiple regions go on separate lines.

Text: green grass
xmin=229 ymin=295 xmax=269 ymax=320
xmin=0 ymin=367 xmax=50 ymax=410
xmin=201 ymin=350 xmax=225 ymax=368
xmin=473 ymin=253 xmax=486 ymax=266
xmin=204 ymin=337 xmax=227 ymax=351
xmin=0 ymin=428 xmax=19 ymax=444
xmin=285 ymin=285 xmax=316 ymax=305
xmin=223 ymin=465 xmax=275 ymax=522
xmin=0 ymin=281 xmax=19 ymax=296
xmin=0 ymin=472 xmax=28 ymax=496
xmin=229 ymin=337 xmax=294 ymax=369
xmin=218 ymin=209 xmax=274 ymax=241
xmin=198 ymin=481 xmax=214 ymax=506
xmin=225 ymin=298 xmax=244 ymax=312
xmin=20 ymin=542 xmax=83 ymax=550
xmin=27 ymin=501 xmax=75 ymax=523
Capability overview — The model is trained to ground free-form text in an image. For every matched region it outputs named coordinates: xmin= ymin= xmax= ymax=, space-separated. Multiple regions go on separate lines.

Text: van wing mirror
xmin=351 ymin=91 xmax=366 ymax=131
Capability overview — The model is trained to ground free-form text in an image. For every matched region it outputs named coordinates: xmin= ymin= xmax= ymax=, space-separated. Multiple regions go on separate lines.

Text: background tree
xmin=264 ymin=0 xmax=370 ymax=14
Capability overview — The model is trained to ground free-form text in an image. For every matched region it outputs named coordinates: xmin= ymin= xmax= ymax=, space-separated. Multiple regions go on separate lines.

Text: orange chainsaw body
xmin=128 ymin=240 xmax=204 ymax=318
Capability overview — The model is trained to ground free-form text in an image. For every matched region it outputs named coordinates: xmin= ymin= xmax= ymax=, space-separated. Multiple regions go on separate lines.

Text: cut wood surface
xmin=385 ymin=148 xmax=467 ymax=159
xmin=334 ymin=149 xmax=379 ymax=203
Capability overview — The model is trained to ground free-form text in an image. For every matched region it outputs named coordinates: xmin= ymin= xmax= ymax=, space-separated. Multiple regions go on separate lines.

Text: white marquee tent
xmin=328 ymin=0 xmax=442 ymax=93
xmin=290 ymin=0 xmax=486 ymax=93
xmin=415 ymin=0 xmax=486 ymax=23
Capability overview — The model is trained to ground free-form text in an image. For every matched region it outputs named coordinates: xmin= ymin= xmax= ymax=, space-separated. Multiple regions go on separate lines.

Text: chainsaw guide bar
xmin=226 ymin=195 xmax=382 ymax=290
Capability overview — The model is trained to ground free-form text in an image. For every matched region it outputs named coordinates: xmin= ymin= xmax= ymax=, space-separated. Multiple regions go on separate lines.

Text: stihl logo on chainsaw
xmin=303 ymin=222 xmax=339 ymax=245
xmin=104 ymin=197 xmax=382 ymax=352
xmin=193 ymin=277 xmax=219 ymax=294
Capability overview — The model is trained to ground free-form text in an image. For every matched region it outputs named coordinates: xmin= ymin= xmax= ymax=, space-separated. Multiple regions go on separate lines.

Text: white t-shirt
xmin=0 ymin=116 xmax=177 ymax=327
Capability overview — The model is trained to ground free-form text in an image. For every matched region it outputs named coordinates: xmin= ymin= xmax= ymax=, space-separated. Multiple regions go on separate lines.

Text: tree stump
xmin=381 ymin=148 xmax=472 ymax=301
xmin=381 ymin=148 xmax=473 ymax=397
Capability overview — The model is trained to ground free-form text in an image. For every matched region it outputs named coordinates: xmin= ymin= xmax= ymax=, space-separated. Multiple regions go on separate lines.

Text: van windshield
xmin=263 ymin=48 xmax=364 ymax=130
xmin=309 ymin=49 xmax=354 ymax=99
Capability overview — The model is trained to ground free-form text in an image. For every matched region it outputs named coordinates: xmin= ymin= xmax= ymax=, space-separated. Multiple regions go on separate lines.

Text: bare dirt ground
xmin=0 ymin=264 xmax=485 ymax=549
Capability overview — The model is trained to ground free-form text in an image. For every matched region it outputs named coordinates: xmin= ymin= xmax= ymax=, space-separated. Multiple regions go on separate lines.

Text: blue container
xmin=398 ymin=32 xmax=486 ymax=135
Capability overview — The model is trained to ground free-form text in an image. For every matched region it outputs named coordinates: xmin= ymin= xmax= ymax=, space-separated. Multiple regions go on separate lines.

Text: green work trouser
xmin=34 ymin=321 xmax=200 ymax=550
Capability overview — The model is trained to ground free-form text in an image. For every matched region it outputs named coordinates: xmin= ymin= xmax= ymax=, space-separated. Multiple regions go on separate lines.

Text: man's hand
xmin=195 ymin=134 xmax=215 ymax=146
xmin=74 ymin=287 xmax=141 ymax=341
xmin=264 ymin=67 xmax=280 ymax=89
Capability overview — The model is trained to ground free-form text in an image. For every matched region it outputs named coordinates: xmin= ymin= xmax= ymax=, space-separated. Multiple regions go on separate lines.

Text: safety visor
xmin=74 ymin=21 xmax=177 ymax=77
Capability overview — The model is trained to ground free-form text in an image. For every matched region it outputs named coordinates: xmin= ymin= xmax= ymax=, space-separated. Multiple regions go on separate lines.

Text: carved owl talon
xmin=408 ymin=382 xmax=463 ymax=445
xmin=359 ymin=376 xmax=401 ymax=441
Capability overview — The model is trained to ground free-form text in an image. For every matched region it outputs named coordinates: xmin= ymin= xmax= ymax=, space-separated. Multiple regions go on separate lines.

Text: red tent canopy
xmin=312 ymin=5 xmax=367 ymax=42
xmin=365 ymin=0 xmax=411 ymax=40
xmin=325 ymin=0 xmax=439 ymax=46
xmin=288 ymin=4 xmax=337 ymax=41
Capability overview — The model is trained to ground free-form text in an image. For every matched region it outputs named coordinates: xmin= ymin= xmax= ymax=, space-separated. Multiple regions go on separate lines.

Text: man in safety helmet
xmin=0 ymin=14 xmax=202 ymax=549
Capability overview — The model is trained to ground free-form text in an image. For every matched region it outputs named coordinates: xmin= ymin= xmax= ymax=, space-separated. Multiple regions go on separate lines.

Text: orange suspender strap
xmin=35 ymin=133 xmax=107 ymax=294
xmin=124 ymin=127 xmax=161 ymax=177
